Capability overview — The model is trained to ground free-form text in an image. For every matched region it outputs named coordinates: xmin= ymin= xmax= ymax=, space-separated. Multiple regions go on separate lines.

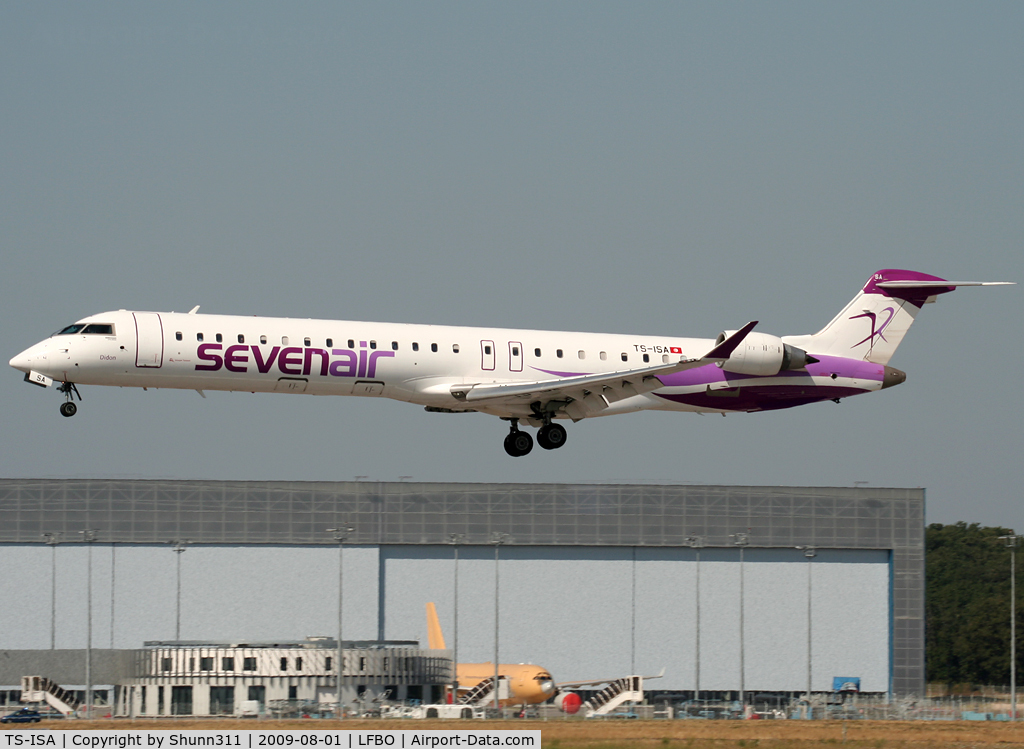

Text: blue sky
xmin=2 ymin=2 xmax=1020 ymax=527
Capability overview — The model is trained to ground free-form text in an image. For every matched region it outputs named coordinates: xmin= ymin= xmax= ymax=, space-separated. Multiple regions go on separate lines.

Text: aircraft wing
xmin=449 ymin=322 xmax=757 ymax=419
xmin=556 ymin=668 xmax=666 ymax=689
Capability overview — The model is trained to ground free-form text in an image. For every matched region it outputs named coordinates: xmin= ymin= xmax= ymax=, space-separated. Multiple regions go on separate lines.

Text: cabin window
xmin=279 ymin=657 xmax=288 ymax=671
xmin=534 ymin=348 xmax=541 ymax=357
xmin=452 ymin=344 xmax=460 ymax=353
xmin=663 ymin=354 xmax=669 ymax=363
xmin=348 ymin=339 xmax=355 ymax=348
xmin=556 ymin=349 xmax=563 ymax=358
xmin=175 ymin=332 xmax=182 ymax=341
xmin=370 ymin=340 xmax=377 ymax=349
xmin=578 ymin=350 xmax=586 ymax=359
xmin=326 ymin=338 xmax=333 ymax=347
xmin=392 ymin=341 xmax=398 ymax=350
xmin=282 ymin=336 xmax=289 ymax=345
xmin=197 ymin=333 xmax=204 ymax=342
xmin=484 ymin=345 xmax=491 ymax=355
xmin=412 ymin=342 xmax=419 ymax=352
xmin=304 ymin=337 xmax=311 ymax=346
xmin=82 ymin=323 xmax=114 ymax=335
xmin=238 ymin=335 xmax=245 ymax=344
xmin=512 ymin=346 xmax=519 ymax=356
xmin=600 ymin=351 xmax=607 ymax=361
xmin=431 ymin=343 xmax=438 ymax=352
xmin=222 ymin=657 xmax=234 ymax=671
xmin=621 ymin=353 xmax=628 ymax=362
xmin=260 ymin=335 xmax=267 ymax=344
xmin=643 ymin=354 xmax=650 ymax=363
xmin=215 ymin=333 xmax=222 ymax=343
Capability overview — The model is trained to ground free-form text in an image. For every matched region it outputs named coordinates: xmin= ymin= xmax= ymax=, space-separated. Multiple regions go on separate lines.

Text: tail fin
xmin=426 ymin=602 xmax=446 ymax=650
xmin=783 ymin=270 xmax=1009 ymax=365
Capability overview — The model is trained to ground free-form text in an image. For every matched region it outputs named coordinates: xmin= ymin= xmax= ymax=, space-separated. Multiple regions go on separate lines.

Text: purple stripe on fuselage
xmin=654 ymin=355 xmax=885 ymax=388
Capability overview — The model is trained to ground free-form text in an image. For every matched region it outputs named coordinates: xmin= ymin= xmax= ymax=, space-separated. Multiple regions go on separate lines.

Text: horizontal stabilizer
xmin=876 ymin=280 xmax=1014 ymax=288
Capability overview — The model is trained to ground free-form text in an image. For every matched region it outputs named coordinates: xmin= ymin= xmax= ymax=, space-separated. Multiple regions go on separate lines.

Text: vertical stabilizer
xmin=426 ymin=602 xmax=446 ymax=650
xmin=783 ymin=270 xmax=957 ymax=365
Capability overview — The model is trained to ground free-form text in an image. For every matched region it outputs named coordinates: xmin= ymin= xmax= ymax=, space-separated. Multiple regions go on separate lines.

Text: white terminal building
xmin=0 ymin=479 xmax=924 ymax=716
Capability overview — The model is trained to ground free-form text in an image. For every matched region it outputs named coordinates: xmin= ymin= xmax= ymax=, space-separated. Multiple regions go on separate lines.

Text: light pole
xmin=1000 ymin=534 xmax=1019 ymax=721
xmin=42 ymin=533 xmax=62 ymax=650
xmin=798 ymin=546 xmax=817 ymax=704
xmin=327 ymin=525 xmax=353 ymax=715
xmin=491 ymin=532 xmax=508 ymax=713
xmin=80 ymin=529 xmax=98 ymax=717
xmin=686 ymin=535 xmax=704 ymax=703
xmin=731 ymin=531 xmax=749 ymax=708
xmin=449 ymin=533 xmax=465 ymax=702
xmin=170 ymin=540 xmax=189 ymax=641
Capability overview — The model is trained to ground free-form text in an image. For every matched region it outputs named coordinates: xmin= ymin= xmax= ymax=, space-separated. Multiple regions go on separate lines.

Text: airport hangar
xmin=0 ymin=479 xmax=924 ymax=713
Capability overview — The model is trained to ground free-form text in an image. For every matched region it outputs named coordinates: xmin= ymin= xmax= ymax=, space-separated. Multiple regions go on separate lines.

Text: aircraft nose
xmin=9 ymin=347 xmax=35 ymax=374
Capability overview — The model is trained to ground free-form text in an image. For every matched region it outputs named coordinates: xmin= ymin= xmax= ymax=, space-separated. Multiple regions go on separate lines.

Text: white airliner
xmin=8 ymin=269 xmax=1012 ymax=457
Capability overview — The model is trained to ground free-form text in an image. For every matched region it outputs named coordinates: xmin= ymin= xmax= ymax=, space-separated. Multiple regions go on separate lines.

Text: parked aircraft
xmin=9 ymin=270 xmax=1012 ymax=456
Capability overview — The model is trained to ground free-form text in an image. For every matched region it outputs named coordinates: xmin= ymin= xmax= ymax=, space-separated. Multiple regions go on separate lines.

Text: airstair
xmin=20 ymin=676 xmax=82 ymax=716
xmin=460 ymin=676 xmax=508 ymax=706
xmin=583 ymin=675 xmax=645 ymax=717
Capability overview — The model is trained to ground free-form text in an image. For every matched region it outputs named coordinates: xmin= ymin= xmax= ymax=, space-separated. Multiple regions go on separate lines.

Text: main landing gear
xmin=58 ymin=382 xmax=81 ymax=418
xmin=502 ymin=419 xmax=568 ymax=457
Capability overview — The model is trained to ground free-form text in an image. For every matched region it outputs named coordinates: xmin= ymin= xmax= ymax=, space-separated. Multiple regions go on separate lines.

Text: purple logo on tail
xmin=849 ymin=307 xmax=895 ymax=349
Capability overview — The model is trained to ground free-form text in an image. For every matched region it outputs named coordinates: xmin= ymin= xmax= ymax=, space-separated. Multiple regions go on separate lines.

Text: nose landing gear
xmin=503 ymin=420 xmax=534 ymax=457
xmin=57 ymin=382 xmax=81 ymax=418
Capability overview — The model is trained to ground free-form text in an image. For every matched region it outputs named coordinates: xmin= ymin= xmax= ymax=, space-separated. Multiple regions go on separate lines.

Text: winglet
xmin=426 ymin=602 xmax=446 ymax=650
xmin=703 ymin=321 xmax=758 ymax=360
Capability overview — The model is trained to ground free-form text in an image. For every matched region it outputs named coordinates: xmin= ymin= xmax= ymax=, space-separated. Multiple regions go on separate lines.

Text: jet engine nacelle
xmin=554 ymin=692 xmax=582 ymax=714
xmin=715 ymin=331 xmax=816 ymax=376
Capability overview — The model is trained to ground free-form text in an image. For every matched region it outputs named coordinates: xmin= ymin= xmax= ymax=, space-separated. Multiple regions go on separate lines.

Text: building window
xmin=238 ymin=335 xmax=245 ymax=343
xmin=325 ymin=656 xmax=332 ymax=672
xmin=188 ymin=657 xmax=195 ymax=671
xmin=222 ymin=657 xmax=234 ymax=671
xmin=288 ymin=685 xmax=298 ymax=700
xmin=383 ymin=657 xmax=390 ymax=671
xmin=158 ymin=686 xmax=165 ymax=716
xmin=243 ymin=657 xmax=257 ymax=671
xmin=139 ymin=686 xmax=146 ymax=715
xmin=199 ymin=657 xmax=213 ymax=671
xmin=279 ymin=657 xmax=288 ymax=671
xmin=296 ymin=657 xmax=303 ymax=672
xmin=215 ymin=334 xmax=223 ymax=343
xmin=161 ymin=657 xmax=172 ymax=672
xmin=412 ymin=342 xmax=419 ymax=352
xmin=359 ymin=657 xmax=367 ymax=672
xmin=175 ymin=332 xmax=182 ymax=341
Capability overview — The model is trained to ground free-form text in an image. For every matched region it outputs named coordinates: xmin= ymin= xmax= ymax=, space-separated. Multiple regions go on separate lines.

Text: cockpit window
xmin=55 ymin=324 xmax=86 ymax=335
xmin=82 ymin=324 xmax=114 ymax=335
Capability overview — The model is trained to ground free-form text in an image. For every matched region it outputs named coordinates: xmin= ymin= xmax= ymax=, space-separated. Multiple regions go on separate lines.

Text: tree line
xmin=927 ymin=522 xmax=1022 ymax=685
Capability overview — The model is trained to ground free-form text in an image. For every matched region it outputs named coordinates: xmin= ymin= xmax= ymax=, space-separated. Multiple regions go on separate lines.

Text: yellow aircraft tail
xmin=426 ymin=602 xmax=446 ymax=650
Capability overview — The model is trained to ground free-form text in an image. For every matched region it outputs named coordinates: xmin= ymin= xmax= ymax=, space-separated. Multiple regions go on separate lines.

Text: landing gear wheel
xmin=537 ymin=423 xmax=567 ymax=450
xmin=59 ymin=402 xmax=77 ymax=418
xmin=503 ymin=430 xmax=534 ymax=457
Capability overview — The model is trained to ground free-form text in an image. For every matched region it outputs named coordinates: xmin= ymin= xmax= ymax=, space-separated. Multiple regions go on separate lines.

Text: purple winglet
xmin=704 ymin=320 xmax=758 ymax=360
